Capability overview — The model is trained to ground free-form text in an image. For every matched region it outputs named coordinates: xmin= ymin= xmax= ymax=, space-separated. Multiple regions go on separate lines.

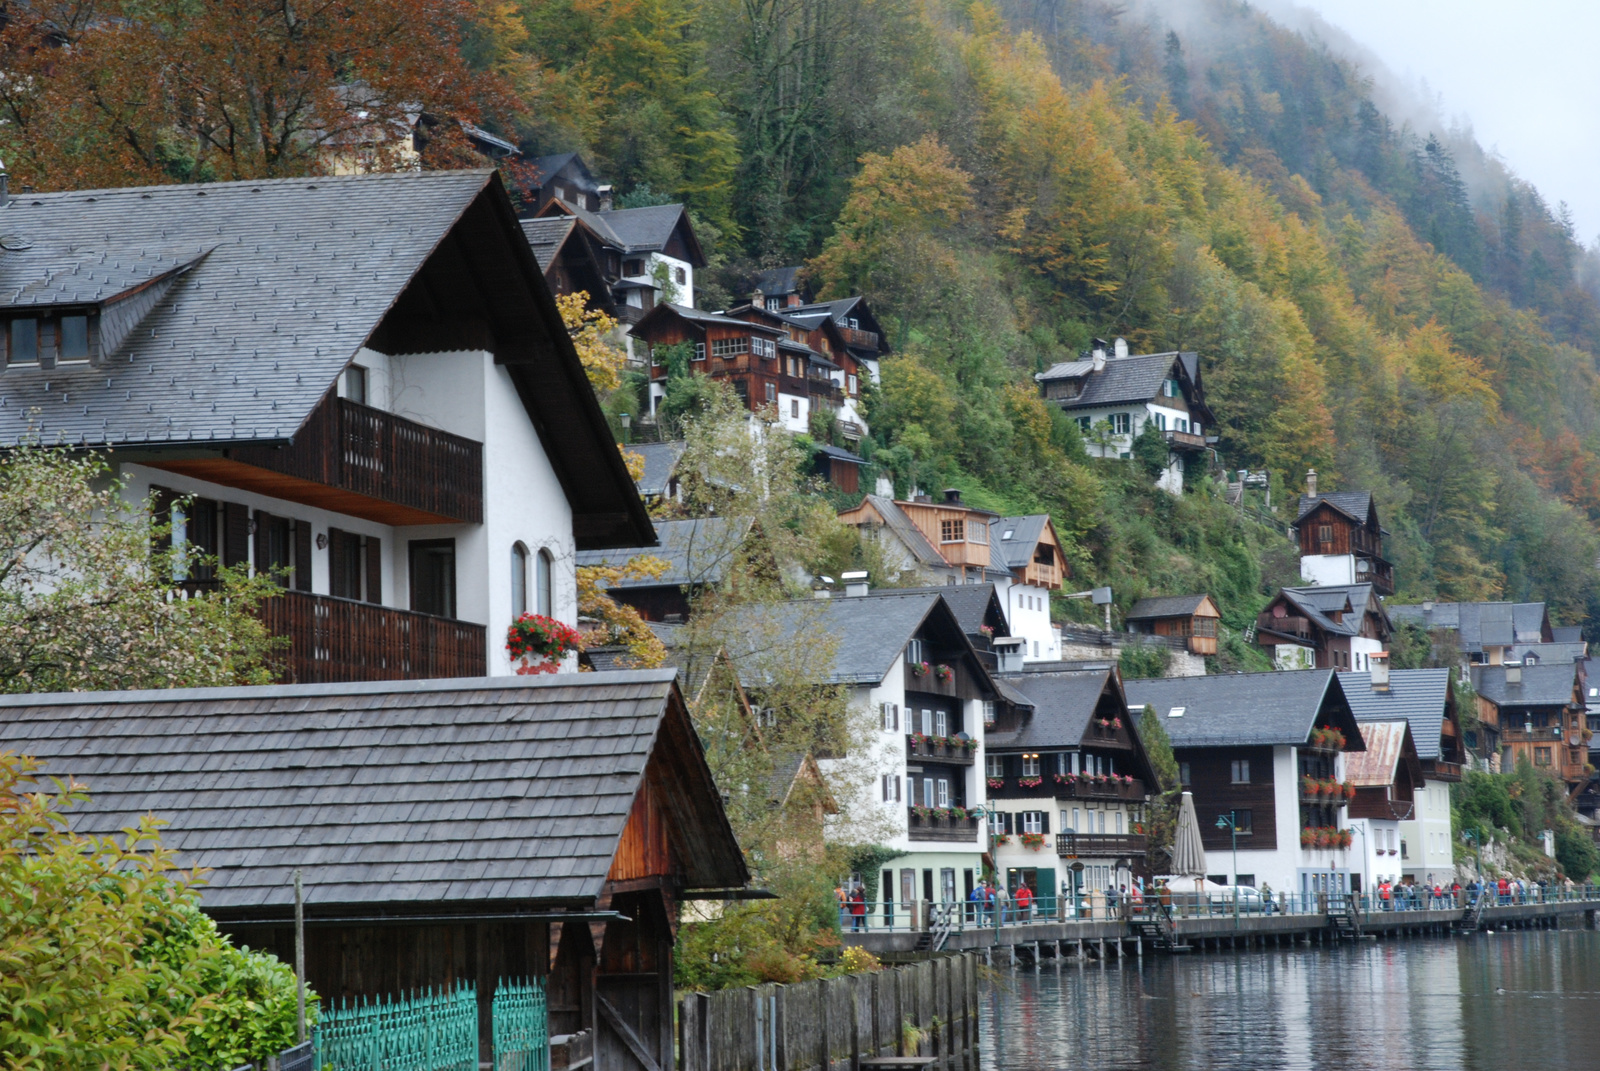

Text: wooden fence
xmin=678 ymin=954 xmax=980 ymax=1071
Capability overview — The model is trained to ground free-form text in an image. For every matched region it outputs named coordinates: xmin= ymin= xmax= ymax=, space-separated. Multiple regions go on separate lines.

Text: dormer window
xmin=60 ymin=316 xmax=89 ymax=361
xmin=9 ymin=318 xmax=37 ymax=364
xmin=5 ymin=310 xmax=100 ymax=368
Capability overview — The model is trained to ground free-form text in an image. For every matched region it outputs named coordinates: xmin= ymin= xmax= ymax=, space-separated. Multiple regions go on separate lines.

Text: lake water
xmin=978 ymin=930 xmax=1600 ymax=1070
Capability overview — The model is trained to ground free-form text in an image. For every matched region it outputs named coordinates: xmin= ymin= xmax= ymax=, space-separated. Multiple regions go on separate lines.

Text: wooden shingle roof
xmin=0 ymin=672 xmax=746 ymax=914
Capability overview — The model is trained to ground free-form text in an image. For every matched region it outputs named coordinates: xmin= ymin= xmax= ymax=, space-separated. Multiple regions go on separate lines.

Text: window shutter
xmin=328 ymin=527 xmax=347 ymax=597
xmin=222 ymin=502 xmax=250 ymax=569
xmin=1003 ymin=813 xmax=1014 ymax=835
xmin=365 ymin=536 xmax=382 ymax=604
xmin=1041 ymin=811 xmax=1050 ymax=834
xmin=895 ymin=776 xmax=901 ymax=802
xmin=892 ymin=703 xmax=900 ymax=731
xmin=149 ymin=485 xmax=175 ymax=552
xmin=293 ymin=522 xmax=312 ymax=592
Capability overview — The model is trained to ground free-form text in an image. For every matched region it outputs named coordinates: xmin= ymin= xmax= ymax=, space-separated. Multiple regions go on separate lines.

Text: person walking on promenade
xmin=1016 ymin=881 xmax=1034 ymax=922
xmin=848 ymin=884 xmax=867 ymax=931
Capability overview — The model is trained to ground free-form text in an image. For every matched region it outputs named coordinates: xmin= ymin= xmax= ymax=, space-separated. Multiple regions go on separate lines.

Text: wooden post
xmin=293 ymin=869 xmax=306 ymax=1046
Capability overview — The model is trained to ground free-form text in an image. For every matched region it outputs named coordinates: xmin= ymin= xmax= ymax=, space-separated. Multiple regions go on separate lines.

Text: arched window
xmin=536 ymin=549 xmax=554 ymax=617
xmin=510 ymin=543 xmax=529 ymax=619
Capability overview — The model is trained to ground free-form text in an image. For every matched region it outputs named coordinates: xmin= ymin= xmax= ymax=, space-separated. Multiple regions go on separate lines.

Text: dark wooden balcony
xmin=1421 ymin=759 xmax=1464 ymax=783
xmin=1357 ymin=556 xmax=1395 ymax=596
xmin=987 ymin=775 xmax=1145 ymax=801
xmin=152 ymin=396 xmax=483 ymax=526
xmin=838 ymin=326 xmax=880 ymax=351
xmin=262 ymin=590 xmax=487 ymax=683
xmin=1163 ymin=429 xmax=1207 ymax=452
xmin=1056 ymin=833 xmax=1148 ymax=858
xmin=906 ymin=734 xmax=977 ymax=766
xmin=907 ymin=808 xmax=979 ymax=842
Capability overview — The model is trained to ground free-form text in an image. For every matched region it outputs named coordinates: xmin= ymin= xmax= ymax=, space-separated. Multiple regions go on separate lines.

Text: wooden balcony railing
xmin=261 ymin=590 xmax=486 ymax=683
xmin=906 ymin=734 xmax=978 ymax=766
xmin=1164 ymin=429 xmax=1207 ymax=452
xmin=1422 ymin=759 xmax=1464 ymax=782
xmin=224 ymin=396 xmax=482 ymax=525
xmin=989 ymin=775 xmax=1145 ymax=801
xmin=838 ymin=326 xmax=880 ymax=351
xmin=1056 ymin=833 xmax=1148 ymax=858
xmin=907 ymin=809 xmax=979 ymax=842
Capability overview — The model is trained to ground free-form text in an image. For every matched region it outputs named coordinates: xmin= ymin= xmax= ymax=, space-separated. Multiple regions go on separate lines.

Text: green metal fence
xmin=314 ymin=983 xmax=480 ymax=1071
xmin=491 ymin=978 xmax=549 ymax=1071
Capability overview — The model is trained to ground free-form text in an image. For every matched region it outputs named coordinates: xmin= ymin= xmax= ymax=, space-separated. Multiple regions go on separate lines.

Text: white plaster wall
xmin=1348 ymin=817 xmax=1404 ymax=892
xmin=1276 ymin=644 xmax=1316 ymax=670
xmin=1215 ymin=746 xmax=1352 ymax=895
xmin=647 ymin=252 xmax=694 ymax=308
xmin=1405 ymin=779 xmax=1457 ymax=885
xmin=1348 ymin=637 xmax=1383 ymax=672
xmin=778 ymin=391 xmax=809 ymax=433
xmin=1004 ymin=583 xmax=1060 ymax=661
xmin=1300 ymin=554 xmax=1357 ymax=586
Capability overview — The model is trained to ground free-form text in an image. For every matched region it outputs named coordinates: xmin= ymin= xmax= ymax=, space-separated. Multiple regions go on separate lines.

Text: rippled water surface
xmin=978 ymin=930 xmax=1600 ymax=1070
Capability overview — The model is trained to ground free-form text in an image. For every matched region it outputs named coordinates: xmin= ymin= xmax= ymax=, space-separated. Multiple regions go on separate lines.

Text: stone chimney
xmin=843 ymin=570 xmax=870 ymax=597
xmin=1370 ymin=651 xmax=1390 ymax=692
xmin=1113 ymin=337 xmax=1129 ymax=359
xmin=752 ymin=287 xmax=765 ymax=308
xmin=1305 ymin=469 xmax=1318 ymax=498
xmin=1091 ymin=338 xmax=1108 ymax=372
xmin=597 ymin=184 xmax=614 ymax=211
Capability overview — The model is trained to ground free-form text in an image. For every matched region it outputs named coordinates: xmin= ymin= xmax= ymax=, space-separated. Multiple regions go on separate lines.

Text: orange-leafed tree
xmin=0 ymin=0 xmax=520 ymax=191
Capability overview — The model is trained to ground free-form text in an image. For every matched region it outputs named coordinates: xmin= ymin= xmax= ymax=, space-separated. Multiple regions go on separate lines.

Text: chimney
xmin=913 ymin=493 xmax=932 ymax=504
xmin=0 ymin=159 xmax=9 ymax=208
xmin=1369 ymin=650 xmax=1390 ymax=692
xmin=752 ymin=287 xmax=765 ymax=308
xmin=1305 ymin=469 xmax=1318 ymax=498
xmin=812 ymin=575 xmax=834 ymax=600
xmin=994 ymin=636 xmax=1026 ymax=674
xmin=842 ymin=570 xmax=870 ymax=597
xmin=597 ymin=184 xmax=614 ymax=211
xmin=1091 ymin=339 xmax=1108 ymax=372
xmin=786 ymin=293 xmax=802 ymax=308
xmin=1113 ymin=337 xmax=1129 ymax=359
xmin=942 ymin=488 xmax=963 ymax=505
xmin=1421 ymin=600 xmax=1434 ymax=612
xmin=1505 ymin=660 xmax=1522 ymax=685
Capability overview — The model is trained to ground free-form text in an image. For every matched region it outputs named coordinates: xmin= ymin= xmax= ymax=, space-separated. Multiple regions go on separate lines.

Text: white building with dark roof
xmin=0 ymin=168 xmax=653 ymax=683
xmin=1035 ymin=338 xmax=1216 ymax=494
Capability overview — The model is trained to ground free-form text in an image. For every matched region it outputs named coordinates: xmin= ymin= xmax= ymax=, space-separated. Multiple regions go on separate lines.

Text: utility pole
xmin=294 ymin=869 xmax=307 ymax=1045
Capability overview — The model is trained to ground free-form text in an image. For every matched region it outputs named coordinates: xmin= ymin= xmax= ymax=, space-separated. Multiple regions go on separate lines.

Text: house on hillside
xmin=752 ymin=266 xmax=810 ymax=310
xmin=1126 ymin=594 xmax=1221 ymax=656
xmin=787 ymin=297 xmax=891 ymax=386
xmin=1341 ymin=662 xmax=1464 ymax=887
xmin=1127 ymin=671 xmax=1365 ymax=900
xmin=0 ymin=169 xmax=651 ymax=684
xmin=625 ymin=440 xmax=687 ymax=506
xmin=0 ymin=672 xmax=749 ymax=1069
xmin=519 ymin=214 xmax=615 ymax=312
xmin=987 ymin=668 xmax=1158 ymax=908
xmin=524 ymin=152 xmax=612 ymax=214
xmin=1254 ymin=583 xmax=1391 ymax=671
xmin=1343 ymin=718 xmax=1425 ymax=898
xmin=629 ymin=303 xmax=786 ymax=416
xmin=722 ymin=299 xmax=872 ymax=439
xmin=1290 ymin=472 xmax=1394 ymax=595
xmin=1035 ymin=338 xmax=1216 ymax=494
xmin=721 ymin=590 xmax=1005 ymax=910
xmin=1472 ymin=659 xmax=1587 ymax=781
xmin=837 ymin=493 xmax=1069 ymax=662
xmin=576 ymin=516 xmax=762 ymax=623
xmin=536 ymin=198 xmax=705 ymax=319
xmin=890 ymin=583 xmax=1013 ymax=658
xmin=1386 ymin=599 xmax=1555 ymax=665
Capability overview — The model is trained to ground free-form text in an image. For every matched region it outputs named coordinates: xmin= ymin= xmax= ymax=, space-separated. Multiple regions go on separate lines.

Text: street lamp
xmin=1216 ymin=811 xmax=1240 ymax=927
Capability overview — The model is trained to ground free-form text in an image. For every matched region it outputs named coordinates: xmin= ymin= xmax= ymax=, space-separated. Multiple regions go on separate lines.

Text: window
xmin=711 ymin=336 xmax=749 ymax=358
xmin=1317 ymin=524 xmax=1334 ymax=547
xmin=986 ymin=754 xmax=1004 ymax=778
xmin=59 ymin=315 xmax=89 ymax=361
xmin=674 ymin=266 xmax=686 ymax=285
xmin=967 ymin=519 xmax=988 ymax=544
xmin=9 ymin=318 xmax=37 ymax=363
xmin=907 ymin=639 xmax=925 ymax=665
xmin=327 ymin=528 xmax=373 ymax=601
xmin=1535 ymin=746 xmax=1553 ymax=766
xmin=342 ymin=364 xmax=369 ymax=405
xmin=1163 ymin=378 xmax=1179 ymax=397
xmin=791 ymin=399 xmax=800 ymax=418
xmin=765 ymin=382 xmax=777 ymax=402
xmin=988 ymin=812 xmax=1005 ymax=836
xmin=940 ymin=518 xmax=966 ymax=543
xmin=937 ymin=779 xmax=950 ymax=807
xmin=766 ymin=297 xmax=780 ymax=311
xmin=935 ymin=709 xmax=948 ymax=737
xmin=1154 ymin=412 xmax=1167 ymax=431
xmin=1231 ymin=809 xmax=1253 ymax=834
xmin=1231 ymin=759 xmax=1250 ymax=784
xmin=1110 ymin=413 xmax=1130 ymax=435
xmin=692 ymin=342 xmax=706 ymax=361
xmin=536 ymin=549 xmax=553 ymax=616
xmin=881 ymin=774 xmax=901 ymax=802
xmin=920 ymin=709 xmax=933 ymax=735
xmin=751 ymin=337 xmax=776 ymax=359
xmin=983 ymin=700 xmax=996 ymax=726
xmin=511 ymin=543 xmax=529 ymax=619
xmin=254 ymin=512 xmax=292 ymax=587
xmin=1076 ymin=416 xmax=1092 ymax=433
xmin=881 ymin=702 xmax=899 ymax=731
xmin=624 ymin=258 xmax=645 ymax=276
xmin=1022 ymin=754 xmax=1040 ymax=778
xmin=848 ymin=374 xmax=858 ymax=394
xmin=921 ymin=777 xmax=934 ymax=807
xmin=409 ymin=539 xmax=457 ymax=618
xmin=1179 ymin=762 xmax=1191 ymax=785
xmin=1021 ymin=812 xmax=1043 ymax=834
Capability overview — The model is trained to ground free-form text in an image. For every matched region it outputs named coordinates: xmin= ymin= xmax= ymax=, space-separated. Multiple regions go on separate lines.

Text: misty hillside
xmin=508 ymin=0 xmax=1600 ymax=637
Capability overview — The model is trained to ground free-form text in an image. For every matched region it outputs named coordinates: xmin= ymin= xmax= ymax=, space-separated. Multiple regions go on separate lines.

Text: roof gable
xmin=1128 ymin=594 xmax=1218 ymax=621
xmin=1126 ymin=671 xmax=1365 ymax=749
xmin=1340 ymin=668 xmax=1453 ymax=761
xmin=1295 ymin=491 xmax=1376 ymax=526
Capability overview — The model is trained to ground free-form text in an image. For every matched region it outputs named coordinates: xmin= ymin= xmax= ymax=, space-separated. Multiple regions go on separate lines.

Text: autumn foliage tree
xmin=0 ymin=0 xmax=518 ymax=190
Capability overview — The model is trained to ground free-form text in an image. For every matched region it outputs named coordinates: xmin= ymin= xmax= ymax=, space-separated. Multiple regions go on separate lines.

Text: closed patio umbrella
xmin=1170 ymin=791 xmax=1207 ymax=879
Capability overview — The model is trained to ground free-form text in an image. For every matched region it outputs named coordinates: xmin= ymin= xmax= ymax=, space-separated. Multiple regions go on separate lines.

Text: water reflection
xmin=979 ymin=931 xmax=1600 ymax=1070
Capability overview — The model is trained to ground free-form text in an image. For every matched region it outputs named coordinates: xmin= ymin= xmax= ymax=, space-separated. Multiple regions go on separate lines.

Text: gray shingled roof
xmin=753 ymin=267 xmax=803 ymax=295
xmin=559 ymin=201 xmax=700 ymax=261
xmin=1339 ymin=668 xmax=1451 ymax=761
xmin=991 ymin=515 xmax=1049 ymax=571
xmin=1475 ymin=663 xmax=1580 ymax=708
xmin=520 ymin=216 xmax=577 ymax=271
xmin=1125 ymin=670 xmax=1362 ymax=749
xmin=1265 ymin=583 xmax=1381 ymax=640
xmin=1511 ymin=642 xmax=1588 ymax=666
xmin=1295 ymin=491 xmax=1374 ymax=524
xmin=1553 ymin=626 xmax=1584 ymax=643
xmin=986 ymin=670 xmax=1114 ymax=750
xmin=1389 ymin=601 xmax=1553 ymax=654
xmin=576 ymin=516 xmax=753 ymax=589
xmin=814 ymin=443 xmax=863 ymax=464
xmin=1127 ymin=594 xmax=1212 ymax=621
xmin=0 ymin=672 xmax=745 ymax=911
xmin=0 ymin=170 xmax=489 ymax=448
xmin=890 ymin=583 xmax=1008 ymax=636
xmin=1037 ymin=352 xmax=1188 ymax=409
xmin=854 ymin=495 xmax=943 ymax=568
xmin=626 ymin=440 xmax=686 ymax=498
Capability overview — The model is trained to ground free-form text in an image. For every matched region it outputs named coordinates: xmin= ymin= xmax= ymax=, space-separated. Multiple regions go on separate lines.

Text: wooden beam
xmin=596 ymin=991 xmax=662 ymax=1071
